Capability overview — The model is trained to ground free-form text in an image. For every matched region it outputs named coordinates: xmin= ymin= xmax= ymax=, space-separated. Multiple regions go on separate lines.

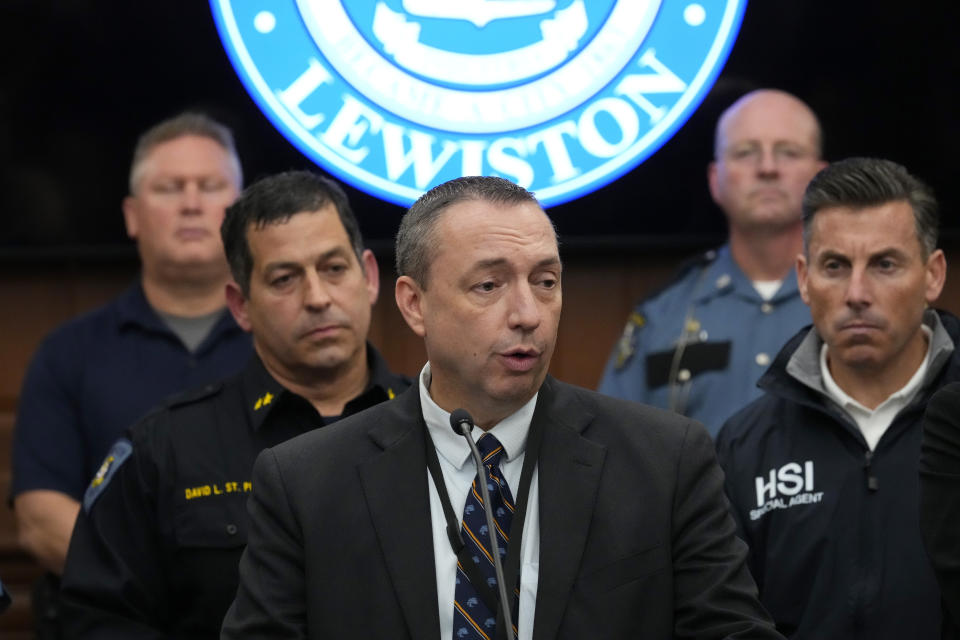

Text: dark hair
xmin=221 ymin=170 xmax=364 ymax=294
xmin=129 ymin=112 xmax=242 ymax=193
xmin=802 ymin=157 xmax=939 ymax=256
xmin=396 ymin=176 xmax=543 ymax=287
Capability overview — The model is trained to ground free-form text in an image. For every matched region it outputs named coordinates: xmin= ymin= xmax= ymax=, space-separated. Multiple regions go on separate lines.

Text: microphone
xmin=449 ymin=409 xmax=516 ymax=640
xmin=450 ymin=408 xmax=474 ymax=437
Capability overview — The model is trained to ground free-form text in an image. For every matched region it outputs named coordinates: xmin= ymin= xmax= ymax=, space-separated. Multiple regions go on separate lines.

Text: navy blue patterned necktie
xmin=453 ymin=433 xmax=519 ymax=639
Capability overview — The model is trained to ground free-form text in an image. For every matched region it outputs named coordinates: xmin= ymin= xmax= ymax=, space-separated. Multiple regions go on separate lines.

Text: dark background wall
xmin=1 ymin=1 xmax=958 ymax=635
xmin=1 ymin=1 xmax=958 ymax=254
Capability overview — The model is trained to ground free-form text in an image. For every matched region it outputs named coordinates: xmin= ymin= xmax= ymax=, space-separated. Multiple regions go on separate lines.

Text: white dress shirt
xmin=418 ymin=363 xmax=541 ymax=640
xmin=820 ymin=325 xmax=932 ymax=450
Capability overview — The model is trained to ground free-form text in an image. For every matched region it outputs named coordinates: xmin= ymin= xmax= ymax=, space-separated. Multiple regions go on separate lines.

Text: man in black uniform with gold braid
xmin=59 ymin=171 xmax=411 ymax=638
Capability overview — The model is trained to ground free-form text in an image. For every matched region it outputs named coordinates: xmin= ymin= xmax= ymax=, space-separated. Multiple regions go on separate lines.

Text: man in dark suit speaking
xmin=221 ymin=177 xmax=781 ymax=639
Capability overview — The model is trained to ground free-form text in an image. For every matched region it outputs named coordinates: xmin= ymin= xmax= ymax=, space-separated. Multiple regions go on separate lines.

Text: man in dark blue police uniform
xmin=58 ymin=170 xmax=411 ymax=638
xmin=10 ymin=113 xmax=252 ymax=636
xmin=598 ymin=90 xmax=826 ymax=436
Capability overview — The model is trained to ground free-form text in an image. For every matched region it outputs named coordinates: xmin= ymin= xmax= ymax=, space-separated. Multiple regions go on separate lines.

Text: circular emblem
xmin=211 ymin=0 xmax=746 ymax=207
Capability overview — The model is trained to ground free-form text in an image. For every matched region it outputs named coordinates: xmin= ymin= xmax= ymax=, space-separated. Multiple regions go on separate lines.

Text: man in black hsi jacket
xmin=717 ymin=157 xmax=957 ymax=640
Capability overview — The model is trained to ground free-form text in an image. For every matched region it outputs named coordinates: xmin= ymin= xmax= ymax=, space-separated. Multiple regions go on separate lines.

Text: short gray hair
xmin=802 ymin=157 xmax=938 ymax=257
xmin=396 ymin=176 xmax=543 ymax=287
xmin=129 ymin=112 xmax=242 ymax=193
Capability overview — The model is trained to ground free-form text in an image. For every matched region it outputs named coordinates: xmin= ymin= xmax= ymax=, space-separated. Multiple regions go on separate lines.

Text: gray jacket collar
xmin=786 ymin=308 xmax=956 ymax=398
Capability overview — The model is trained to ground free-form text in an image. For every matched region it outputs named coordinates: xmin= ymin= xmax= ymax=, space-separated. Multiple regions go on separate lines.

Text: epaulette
xmin=637 ymin=248 xmax=718 ymax=305
xmin=164 ymin=382 xmax=224 ymax=411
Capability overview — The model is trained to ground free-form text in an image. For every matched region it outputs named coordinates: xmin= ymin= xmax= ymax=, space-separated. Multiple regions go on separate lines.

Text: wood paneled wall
xmin=2 ymin=246 xmax=959 ymax=634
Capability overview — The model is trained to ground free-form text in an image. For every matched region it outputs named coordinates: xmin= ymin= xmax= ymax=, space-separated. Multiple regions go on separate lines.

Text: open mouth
xmin=499 ymin=350 xmax=540 ymax=372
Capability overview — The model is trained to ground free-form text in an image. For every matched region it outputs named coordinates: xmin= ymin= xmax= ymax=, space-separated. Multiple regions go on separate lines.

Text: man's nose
xmin=844 ymin=265 xmax=872 ymax=310
xmin=180 ymin=182 xmax=202 ymax=214
xmin=756 ymin=148 xmax=780 ymax=176
xmin=507 ymin=282 xmax=542 ymax=332
xmin=304 ymin=271 xmax=332 ymax=310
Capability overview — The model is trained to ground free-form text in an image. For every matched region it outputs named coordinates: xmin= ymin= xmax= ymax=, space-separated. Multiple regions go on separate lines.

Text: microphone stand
xmin=451 ymin=410 xmax=516 ymax=640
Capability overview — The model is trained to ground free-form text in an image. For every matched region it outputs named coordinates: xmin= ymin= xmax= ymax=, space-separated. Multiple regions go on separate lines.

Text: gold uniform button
xmin=761 ymin=303 xmax=774 ymax=314
xmin=677 ymin=369 xmax=692 ymax=382
xmin=755 ymin=353 xmax=771 ymax=366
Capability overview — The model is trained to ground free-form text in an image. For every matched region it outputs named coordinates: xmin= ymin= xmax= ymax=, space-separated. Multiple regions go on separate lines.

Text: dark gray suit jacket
xmin=221 ymin=376 xmax=781 ymax=639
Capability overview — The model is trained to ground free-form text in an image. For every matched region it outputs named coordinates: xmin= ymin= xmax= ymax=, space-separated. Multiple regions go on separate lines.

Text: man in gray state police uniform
xmin=598 ymin=89 xmax=826 ymax=436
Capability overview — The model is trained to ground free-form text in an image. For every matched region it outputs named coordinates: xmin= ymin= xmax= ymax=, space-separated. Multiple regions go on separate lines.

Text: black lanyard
xmin=423 ymin=412 xmax=544 ymax=638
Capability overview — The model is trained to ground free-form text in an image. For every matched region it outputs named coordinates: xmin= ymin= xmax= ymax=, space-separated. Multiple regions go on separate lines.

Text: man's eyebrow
xmin=316 ymin=246 xmax=352 ymax=261
xmin=868 ymin=247 xmax=910 ymax=260
xmin=262 ymin=260 xmax=302 ymax=274
xmin=815 ymin=249 xmax=848 ymax=262
xmin=534 ymin=256 xmax=563 ymax=271
xmin=262 ymin=246 xmax=352 ymax=273
xmin=816 ymin=247 xmax=910 ymax=262
xmin=469 ymin=257 xmax=509 ymax=271
xmin=468 ymin=256 xmax=562 ymax=271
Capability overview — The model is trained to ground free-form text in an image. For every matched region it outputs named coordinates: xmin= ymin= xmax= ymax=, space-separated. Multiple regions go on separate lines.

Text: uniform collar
xmin=241 ymin=354 xmax=298 ymax=432
xmin=242 ymin=343 xmax=409 ymax=431
xmin=362 ymin=344 xmax=408 ymax=405
xmin=693 ymin=244 xmax=800 ymax=305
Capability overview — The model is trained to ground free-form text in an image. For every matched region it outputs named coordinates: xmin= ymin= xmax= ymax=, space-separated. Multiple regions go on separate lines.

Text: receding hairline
xmin=432 ymin=195 xmax=555 ymax=235
xmin=129 ymin=132 xmax=242 ymax=195
xmin=714 ymin=89 xmax=823 ymax=159
xmin=433 ymin=196 xmax=558 ymax=250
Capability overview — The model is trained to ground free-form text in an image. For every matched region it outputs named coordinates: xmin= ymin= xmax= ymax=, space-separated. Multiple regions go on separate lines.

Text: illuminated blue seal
xmin=211 ymin=0 xmax=746 ymax=207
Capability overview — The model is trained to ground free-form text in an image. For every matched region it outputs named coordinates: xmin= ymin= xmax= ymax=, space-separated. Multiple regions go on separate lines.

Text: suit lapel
xmin=531 ymin=378 xmax=606 ymax=640
xmin=358 ymin=387 xmax=440 ymax=640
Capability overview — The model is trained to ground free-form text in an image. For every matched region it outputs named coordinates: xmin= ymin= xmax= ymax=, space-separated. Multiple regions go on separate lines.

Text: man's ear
xmin=122 ymin=196 xmax=139 ymax=240
xmin=925 ymin=248 xmax=947 ymax=304
xmin=395 ymin=275 xmax=426 ymax=337
xmin=707 ymin=161 xmax=721 ymax=206
xmin=225 ymin=281 xmax=252 ymax=332
xmin=361 ymin=249 xmax=380 ymax=306
xmin=796 ymin=253 xmax=810 ymax=305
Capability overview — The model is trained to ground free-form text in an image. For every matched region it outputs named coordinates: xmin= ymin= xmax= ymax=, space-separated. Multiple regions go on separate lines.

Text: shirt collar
xmin=820 ymin=325 xmax=932 ymax=415
xmin=116 ymin=280 xmax=242 ymax=350
xmin=418 ymin=362 xmax=537 ymax=470
xmin=115 ymin=282 xmax=169 ymax=333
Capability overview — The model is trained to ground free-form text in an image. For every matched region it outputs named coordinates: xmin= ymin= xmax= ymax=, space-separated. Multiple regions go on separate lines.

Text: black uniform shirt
xmin=60 ymin=346 xmax=410 ymax=639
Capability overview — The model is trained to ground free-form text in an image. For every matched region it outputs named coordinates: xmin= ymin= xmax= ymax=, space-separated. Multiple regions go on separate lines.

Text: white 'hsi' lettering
xmin=755 ymin=460 xmax=815 ymax=507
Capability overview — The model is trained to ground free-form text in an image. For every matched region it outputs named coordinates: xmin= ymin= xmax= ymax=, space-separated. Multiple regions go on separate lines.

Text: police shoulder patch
xmin=614 ymin=311 xmax=647 ymax=370
xmin=83 ymin=438 xmax=133 ymax=513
